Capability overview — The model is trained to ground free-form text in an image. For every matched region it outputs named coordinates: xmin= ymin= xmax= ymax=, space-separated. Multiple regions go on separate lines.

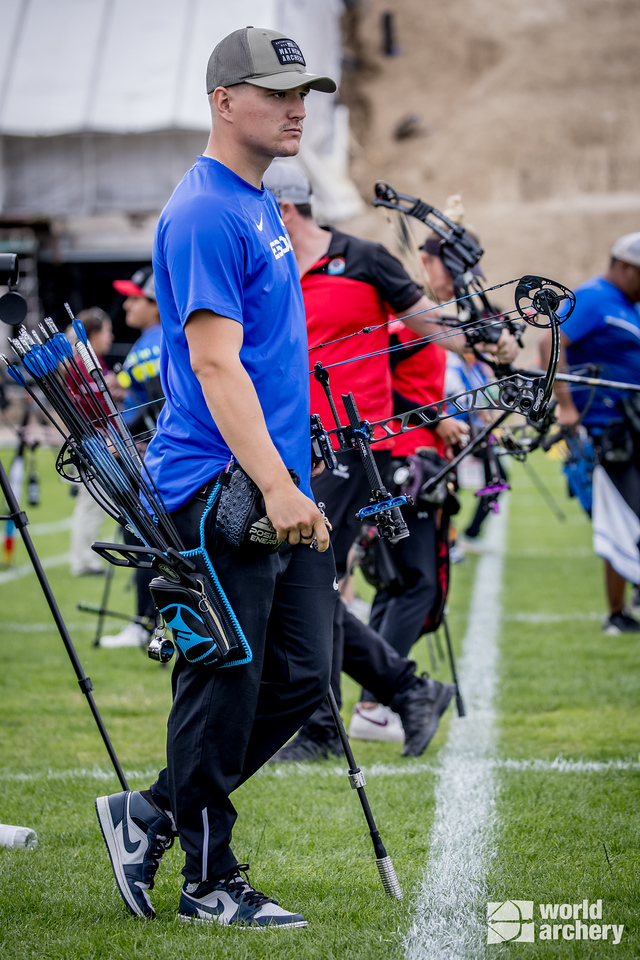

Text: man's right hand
xmin=264 ymin=483 xmax=331 ymax=552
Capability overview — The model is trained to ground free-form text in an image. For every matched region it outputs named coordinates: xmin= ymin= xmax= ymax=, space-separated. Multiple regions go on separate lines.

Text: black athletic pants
xmin=149 ymin=488 xmax=336 ymax=882
xmin=361 ymin=506 xmax=438 ymax=702
xmin=300 ymin=449 xmax=416 ymax=742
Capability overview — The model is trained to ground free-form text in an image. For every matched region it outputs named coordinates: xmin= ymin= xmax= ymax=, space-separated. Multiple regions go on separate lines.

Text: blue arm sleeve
xmin=561 ymin=288 xmax=605 ymax=345
xmin=160 ymin=199 xmax=247 ymax=328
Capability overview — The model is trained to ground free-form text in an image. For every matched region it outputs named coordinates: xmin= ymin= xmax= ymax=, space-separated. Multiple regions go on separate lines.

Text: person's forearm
xmin=196 ymin=357 xmax=294 ymax=496
xmin=539 ymin=330 xmax=579 ymax=419
xmin=396 ymin=296 xmax=467 ymax=354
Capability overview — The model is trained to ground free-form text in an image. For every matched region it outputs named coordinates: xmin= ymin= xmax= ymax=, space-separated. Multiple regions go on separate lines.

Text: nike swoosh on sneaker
xmin=255 ymin=213 xmax=263 ymax=231
xmin=121 ymin=795 xmax=142 ymax=855
xmin=360 ymin=715 xmax=390 ymax=727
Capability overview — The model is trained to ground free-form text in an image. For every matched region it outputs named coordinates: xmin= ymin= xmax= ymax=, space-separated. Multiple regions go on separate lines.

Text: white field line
xmin=2 ymin=756 xmax=639 ymax=785
xmin=509 ymin=547 xmax=592 ymax=558
xmin=28 ymin=517 xmax=73 ymax=535
xmin=0 ymin=552 xmax=70 ymax=586
xmin=3 ymin=622 xmax=90 ymax=632
xmin=503 ymin=611 xmax=601 ymax=623
xmin=2 ymin=611 xmax=601 ymax=632
xmin=404 ymin=501 xmax=508 ymax=960
xmin=0 ymin=767 xmax=161 ymax=783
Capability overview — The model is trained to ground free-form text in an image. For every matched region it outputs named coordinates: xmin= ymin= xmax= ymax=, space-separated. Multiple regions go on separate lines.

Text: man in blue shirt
xmin=95 ymin=27 xmax=337 ymax=928
xmin=113 ymin=266 xmax=163 ymax=436
xmin=541 ymin=232 xmax=640 ymax=633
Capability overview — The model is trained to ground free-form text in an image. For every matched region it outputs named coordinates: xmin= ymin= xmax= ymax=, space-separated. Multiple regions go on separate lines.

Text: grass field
xmin=0 ymin=446 xmax=638 ymax=959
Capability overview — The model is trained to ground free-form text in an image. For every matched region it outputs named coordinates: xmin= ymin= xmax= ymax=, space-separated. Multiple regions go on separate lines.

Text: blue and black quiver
xmin=147 ymin=478 xmax=251 ymax=669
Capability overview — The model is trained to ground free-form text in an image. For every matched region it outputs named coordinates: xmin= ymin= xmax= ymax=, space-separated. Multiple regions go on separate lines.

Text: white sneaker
xmin=457 ymin=535 xmax=490 ymax=555
xmin=99 ymin=622 xmax=150 ymax=649
xmin=346 ymin=596 xmax=372 ymax=623
xmin=348 ymin=703 xmax=405 ymax=743
xmin=449 ymin=544 xmax=466 ymax=564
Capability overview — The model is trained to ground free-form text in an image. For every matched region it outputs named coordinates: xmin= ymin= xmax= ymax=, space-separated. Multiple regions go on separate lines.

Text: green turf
xmin=488 ymin=456 xmax=640 ymax=958
xmin=0 ymin=447 xmax=472 ymax=959
xmin=2 ymin=447 xmax=638 ymax=958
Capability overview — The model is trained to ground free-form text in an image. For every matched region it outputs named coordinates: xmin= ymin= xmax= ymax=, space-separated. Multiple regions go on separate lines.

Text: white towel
xmin=592 ymin=464 xmax=640 ymax=583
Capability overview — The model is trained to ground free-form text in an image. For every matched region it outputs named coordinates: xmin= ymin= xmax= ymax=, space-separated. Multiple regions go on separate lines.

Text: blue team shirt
xmin=118 ymin=323 xmax=161 ymax=425
xmin=145 ymin=157 xmax=311 ymax=511
xmin=562 ymin=275 xmax=640 ymax=427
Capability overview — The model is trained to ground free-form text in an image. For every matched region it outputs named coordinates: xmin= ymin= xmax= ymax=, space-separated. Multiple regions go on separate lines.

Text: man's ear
xmin=211 ymin=86 xmax=233 ymax=123
xmin=279 ymin=201 xmax=296 ymax=226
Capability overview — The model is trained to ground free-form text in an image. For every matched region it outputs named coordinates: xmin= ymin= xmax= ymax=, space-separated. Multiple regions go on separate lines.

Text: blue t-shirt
xmin=118 ymin=323 xmax=162 ymax=425
xmin=145 ymin=157 xmax=311 ymax=511
xmin=562 ymin=276 xmax=640 ymax=427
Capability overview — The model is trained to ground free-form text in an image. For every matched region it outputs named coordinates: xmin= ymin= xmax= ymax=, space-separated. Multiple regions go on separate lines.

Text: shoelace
xmin=222 ymin=863 xmax=276 ymax=908
xmin=143 ymin=832 xmax=174 ymax=887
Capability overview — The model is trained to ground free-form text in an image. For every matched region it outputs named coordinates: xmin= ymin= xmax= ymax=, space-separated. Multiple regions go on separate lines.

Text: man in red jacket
xmin=264 ymin=160 xmax=517 ymax=756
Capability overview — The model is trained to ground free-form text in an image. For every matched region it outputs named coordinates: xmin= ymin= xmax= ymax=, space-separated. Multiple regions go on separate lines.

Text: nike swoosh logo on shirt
xmin=255 ymin=213 xmax=263 ymax=231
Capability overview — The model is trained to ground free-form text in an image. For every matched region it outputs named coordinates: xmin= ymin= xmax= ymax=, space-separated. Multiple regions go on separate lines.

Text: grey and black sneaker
xmin=95 ymin=790 xmax=175 ymax=918
xmin=391 ymin=676 xmax=456 ymax=757
xmin=179 ymin=863 xmax=307 ymax=928
xmin=602 ymin=610 xmax=640 ymax=635
xmin=269 ymin=730 xmax=342 ymax=763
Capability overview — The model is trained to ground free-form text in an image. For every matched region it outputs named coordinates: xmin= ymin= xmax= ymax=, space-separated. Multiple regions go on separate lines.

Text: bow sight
xmin=373 ymin=182 xmax=530 ymax=369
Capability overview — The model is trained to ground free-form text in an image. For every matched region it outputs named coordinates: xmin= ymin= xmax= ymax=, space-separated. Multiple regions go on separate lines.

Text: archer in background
xmin=541 ymin=232 xmax=640 ymax=635
xmin=264 ymin=160 xmax=517 ymax=757
xmin=421 ymin=210 xmax=511 ymax=559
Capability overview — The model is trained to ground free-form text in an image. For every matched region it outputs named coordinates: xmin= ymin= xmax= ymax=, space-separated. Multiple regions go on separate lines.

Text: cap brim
xmin=247 ymin=71 xmax=336 ymax=93
xmin=113 ymin=280 xmax=145 ymax=297
xmin=613 ymin=254 xmax=640 ymax=268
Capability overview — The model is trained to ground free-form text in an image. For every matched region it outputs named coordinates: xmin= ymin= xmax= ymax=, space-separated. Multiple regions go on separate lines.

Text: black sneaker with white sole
xmin=602 ymin=610 xmax=640 ymax=635
xmin=179 ymin=863 xmax=307 ymax=928
xmin=95 ymin=790 xmax=175 ymax=918
xmin=391 ymin=676 xmax=456 ymax=757
xmin=269 ymin=730 xmax=342 ymax=763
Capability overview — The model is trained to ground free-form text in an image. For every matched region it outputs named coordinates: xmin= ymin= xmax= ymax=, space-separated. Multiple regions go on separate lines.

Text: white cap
xmin=263 ymin=158 xmax=312 ymax=205
xmin=611 ymin=232 xmax=640 ymax=268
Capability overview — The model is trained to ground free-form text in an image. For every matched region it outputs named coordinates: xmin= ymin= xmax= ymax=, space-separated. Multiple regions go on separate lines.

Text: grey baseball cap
xmin=206 ymin=26 xmax=336 ymax=94
xmin=263 ymin=159 xmax=312 ymax=205
xmin=611 ymin=232 xmax=640 ymax=268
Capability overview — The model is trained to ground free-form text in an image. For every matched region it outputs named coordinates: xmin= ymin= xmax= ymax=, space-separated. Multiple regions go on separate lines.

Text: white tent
xmin=0 ymin=0 xmax=362 ymax=258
